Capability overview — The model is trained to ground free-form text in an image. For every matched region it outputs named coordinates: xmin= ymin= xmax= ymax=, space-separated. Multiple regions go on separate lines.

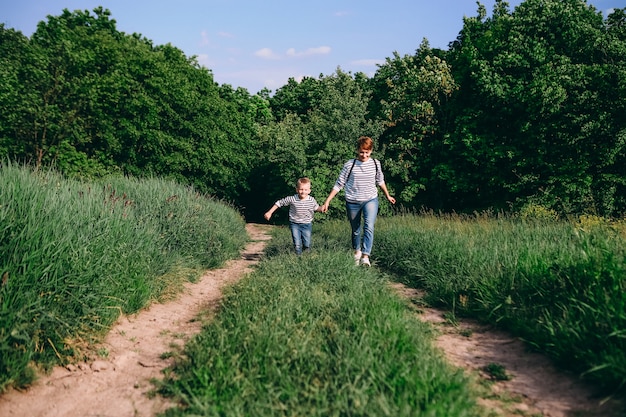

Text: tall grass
xmin=159 ymin=233 xmax=479 ymax=416
xmin=0 ymin=164 xmax=247 ymax=391
xmin=373 ymin=212 xmax=626 ymax=396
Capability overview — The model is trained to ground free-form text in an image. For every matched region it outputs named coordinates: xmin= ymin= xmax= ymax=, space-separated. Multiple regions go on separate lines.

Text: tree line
xmin=1 ymin=0 xmax=625 ymax=221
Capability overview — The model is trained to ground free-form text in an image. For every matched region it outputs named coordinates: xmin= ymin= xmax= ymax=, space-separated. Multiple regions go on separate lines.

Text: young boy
xmin=264 ymin=177 xmax=323 ymax=255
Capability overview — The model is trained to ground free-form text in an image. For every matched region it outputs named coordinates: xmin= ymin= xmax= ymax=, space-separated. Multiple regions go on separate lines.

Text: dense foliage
xmin=444 ymin=0 xmax=626 ymax=215
xmin=0 ymin=8 xmax=260 ymax=205
xmin=1 ymin=0 xmax=625 ymax=219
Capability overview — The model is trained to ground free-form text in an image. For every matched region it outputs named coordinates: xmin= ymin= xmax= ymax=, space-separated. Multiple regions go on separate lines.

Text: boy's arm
xmin=264 ymin=204 xmax=279 ymax=221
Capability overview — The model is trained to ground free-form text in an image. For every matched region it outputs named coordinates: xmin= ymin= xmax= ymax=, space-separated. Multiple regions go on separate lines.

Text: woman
xmin=321 ymin=136 xmax=395 ymax=266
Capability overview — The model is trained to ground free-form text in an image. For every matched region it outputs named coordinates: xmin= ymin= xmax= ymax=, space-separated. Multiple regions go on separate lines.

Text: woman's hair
xmin=357 ymin=136 xmax=374 ymax=151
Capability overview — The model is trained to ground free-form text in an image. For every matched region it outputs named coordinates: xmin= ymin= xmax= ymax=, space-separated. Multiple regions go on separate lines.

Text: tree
xmin=22 ymin=7 xmax=125 ymax=175
xmin=446 ymin=0 xmax=626 ymax=216
xmin=0 ymin=25 xmax=44 ymax=163
xmin=303 ymin=69 xmax=385 ymax=215
xmin=5 ymin=7 xmax=259 ymax=203
xmin=370 ymin=40 xmax=458 ymax=207
xmin=252 ymin=69 xmax=385 ymax=220
xmin=269 ymin=76 xmax=324 ymax=122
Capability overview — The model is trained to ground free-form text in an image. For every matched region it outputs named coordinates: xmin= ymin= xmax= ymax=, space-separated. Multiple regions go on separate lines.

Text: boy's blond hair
xmin=296 ymin=177 xmax=311 ymax=187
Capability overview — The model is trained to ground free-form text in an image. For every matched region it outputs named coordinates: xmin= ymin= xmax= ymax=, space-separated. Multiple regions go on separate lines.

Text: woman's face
xmin=357 ymin=147 xmax=372 ymax=162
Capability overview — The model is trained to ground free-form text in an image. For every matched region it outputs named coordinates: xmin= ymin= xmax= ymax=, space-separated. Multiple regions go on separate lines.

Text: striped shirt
xmin=274 ymin=195 xmax=320 ymax=224
xmin=333 ymin=158 xmax=384 ymax=203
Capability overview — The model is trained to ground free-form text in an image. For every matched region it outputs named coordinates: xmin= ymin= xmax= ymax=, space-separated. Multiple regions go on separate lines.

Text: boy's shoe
xmin=354 ymin=250 xmax=362 ymax=265
xmin=360 ymin=257 xmax=371 ymax=267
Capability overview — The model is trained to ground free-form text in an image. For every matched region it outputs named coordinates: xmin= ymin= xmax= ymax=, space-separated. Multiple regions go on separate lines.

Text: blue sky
xmin=1 ymin=0 xmax=623 ymax=94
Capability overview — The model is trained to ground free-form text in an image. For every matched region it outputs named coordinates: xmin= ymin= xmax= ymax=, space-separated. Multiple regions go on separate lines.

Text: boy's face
xmin=357 ymin=147 xmax=372 ymax=162
xmin=295 ymin=183 xmax=311 ymax=199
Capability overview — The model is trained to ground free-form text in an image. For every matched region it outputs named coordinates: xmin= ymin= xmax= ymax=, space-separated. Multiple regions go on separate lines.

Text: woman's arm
xmin=378 ymin=183 xmax=396 ymax=205
xmin=321 ymin=188 xmax=339 ymax=212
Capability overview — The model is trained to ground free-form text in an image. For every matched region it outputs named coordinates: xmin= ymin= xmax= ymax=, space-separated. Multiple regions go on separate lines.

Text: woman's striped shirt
xmin=273 ymin=195 xmax=320 ymax=224
xmin=332 ymin=158 xmax=384 ymax=203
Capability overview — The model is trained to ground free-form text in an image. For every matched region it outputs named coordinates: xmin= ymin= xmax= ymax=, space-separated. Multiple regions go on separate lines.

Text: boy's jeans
xmin=289 ymin=222 xmax=312 ymax=255
xmin=346 ymin=197 xmax=379 ymax=256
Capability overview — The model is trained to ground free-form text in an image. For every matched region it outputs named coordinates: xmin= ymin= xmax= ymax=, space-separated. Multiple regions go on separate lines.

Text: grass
xmin=0 ymin=163 xmax=248 ymax=391
xmin=3 ymin=167 xmax=625 ymax=412
xmin=372 ymin=211 xmax=626 ymax=396
xmin=158 ymin=236 xmax=480 ymax=416
xmin=156 ymin=213 xmax=625 ymax=414
xmin=482 ymin=363 xmax=511 ymax=381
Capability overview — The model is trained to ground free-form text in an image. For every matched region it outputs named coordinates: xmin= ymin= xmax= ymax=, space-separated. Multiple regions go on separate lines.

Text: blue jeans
xmin=346 ymin=197 xmax=379 ymax=256
xmin=289 ymin=222 xmax=312 ymax=255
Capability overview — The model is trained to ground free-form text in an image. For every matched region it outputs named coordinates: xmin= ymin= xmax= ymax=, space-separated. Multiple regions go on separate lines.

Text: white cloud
xmin=196 ymin=54 xmax=214 ymax=68
xmin=286 ymin=46 xmax=331 ymax=57
xmin=254 ymin=48 xmax=281 ymax=60
xmin=200 ymin=30 xmax=235 ymax=49
xmin=199 ymin=30 xmax=210 ymax=47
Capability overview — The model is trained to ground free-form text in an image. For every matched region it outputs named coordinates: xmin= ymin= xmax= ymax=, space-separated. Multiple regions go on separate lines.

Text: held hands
xmin=320 ymin=195 xmax=394 ymax=213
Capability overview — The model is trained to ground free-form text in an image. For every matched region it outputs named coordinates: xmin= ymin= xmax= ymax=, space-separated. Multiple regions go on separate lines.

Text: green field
xmin=1 ymin=166 xmax=625 ymax=415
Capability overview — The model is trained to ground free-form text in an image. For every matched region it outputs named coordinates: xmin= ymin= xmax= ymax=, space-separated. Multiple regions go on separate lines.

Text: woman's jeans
xmin=346 ymin=197 xmax=379 ymax=256
xmin=289 ymin=222 xmax=312 ymax=255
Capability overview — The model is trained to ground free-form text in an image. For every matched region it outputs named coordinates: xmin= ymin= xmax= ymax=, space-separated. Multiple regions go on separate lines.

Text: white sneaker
xmin=354 ymin=250 xmax=362 ymax=265
xmin=360 ymin=257 xmax=371 ymax=267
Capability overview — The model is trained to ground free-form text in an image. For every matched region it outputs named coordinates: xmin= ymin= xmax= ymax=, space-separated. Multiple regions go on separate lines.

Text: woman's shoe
xmin=354 ymin=250 xmax=362 ymax=265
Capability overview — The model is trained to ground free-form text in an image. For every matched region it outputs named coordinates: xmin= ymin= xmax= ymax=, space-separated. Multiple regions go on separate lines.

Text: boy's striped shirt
xmin=274 ymin=195 xmax=320 ymax=224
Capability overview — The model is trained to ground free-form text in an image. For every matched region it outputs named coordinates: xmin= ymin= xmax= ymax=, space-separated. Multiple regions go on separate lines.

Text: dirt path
xmin=391 ymin=283 xmax=625 ymax=417
xmin=0 ymin=223 xmax=273 ymax=417
xmin=0 ymin=223 xmax=623 ymax=416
